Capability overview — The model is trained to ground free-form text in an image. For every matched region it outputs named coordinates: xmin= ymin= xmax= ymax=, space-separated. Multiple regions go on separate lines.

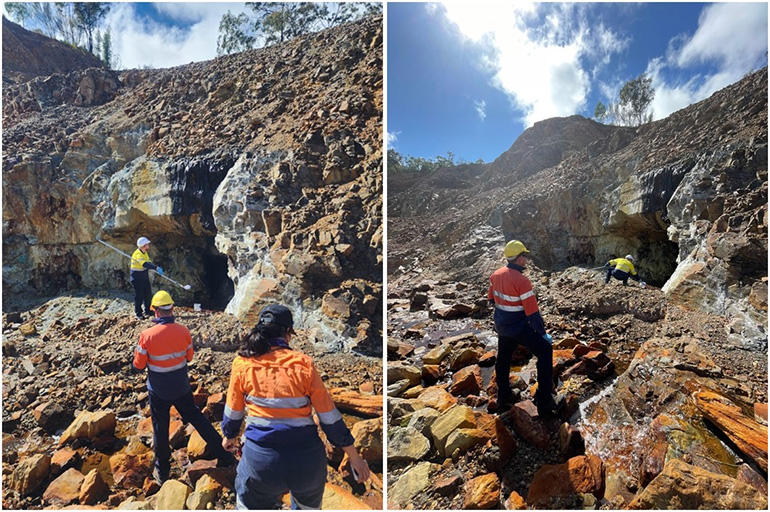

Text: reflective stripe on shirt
xmin=224 ymin=404 xmax=245 ymax=421
xmin=148 ymin=347 xmax=192 ymax=361
xmin=495 ymin=304 xmax=525 ymax=312
xmin=317 ymin=408 xmax=343 ymax=425
xmin=147 ymin=359 xmax=187 ymax=373
xmin=246 ymin=395 xmax=311 ymax=409
xmin=245 ymin=415 xmax=316 ymax=428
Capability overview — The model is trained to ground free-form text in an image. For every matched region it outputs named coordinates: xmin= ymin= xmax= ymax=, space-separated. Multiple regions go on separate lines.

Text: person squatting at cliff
xmin=221 ymin=304 xmax=371 ymax=510
xmin=605 ymin=255 xmax=645 ymax=287
xmin=488 ymin=240 xmax=564 ymax=416
xmin=130 ymin=237 xmax=164 ymax=320
xmin=133 ymin=290 xmax=235 ymax=485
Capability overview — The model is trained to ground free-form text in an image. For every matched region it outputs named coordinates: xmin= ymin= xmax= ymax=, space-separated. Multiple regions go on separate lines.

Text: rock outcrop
xmin=389 ymin=68 xmax=767 ymax=351
xmin=3 ymin=15 xmax=383 ymax=354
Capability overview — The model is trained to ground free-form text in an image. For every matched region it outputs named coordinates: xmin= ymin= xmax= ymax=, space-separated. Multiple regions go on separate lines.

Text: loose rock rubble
xmin=386 ymin=269 xmax=767 ymax=509
xmin=2 ymin=295 xmax=383 ymax=509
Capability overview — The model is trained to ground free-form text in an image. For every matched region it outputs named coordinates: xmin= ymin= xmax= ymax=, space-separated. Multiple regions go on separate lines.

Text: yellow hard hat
xmin=151 ymin=290 xmax=174 ymax=310
xmin=504 ymin=240 xmax=529 ymax=259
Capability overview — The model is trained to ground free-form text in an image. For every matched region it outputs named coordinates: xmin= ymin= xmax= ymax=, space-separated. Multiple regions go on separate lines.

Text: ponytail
xmin=238 ymin=321 xmax=288 ymax=358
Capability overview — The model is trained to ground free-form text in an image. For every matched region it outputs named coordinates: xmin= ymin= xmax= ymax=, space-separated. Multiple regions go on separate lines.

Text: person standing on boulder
xmin=604 ymin=254 xmax=644 ymax=287
xmin=488 ymin=240 xmax=563 ymax=415
xmin=133 ymin=290 xmax=235 ymax=485
xmin=131 ymin=237 xmax=163 ymax=320
xmin=221 ymin=304 xmax=371 ymax=510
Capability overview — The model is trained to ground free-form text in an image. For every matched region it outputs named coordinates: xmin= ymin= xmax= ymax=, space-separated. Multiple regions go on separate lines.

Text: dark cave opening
xmin=635 ymin=238 xmax=680 ymax=288
xmin=198 ymin=250 xmax=234 ymax=311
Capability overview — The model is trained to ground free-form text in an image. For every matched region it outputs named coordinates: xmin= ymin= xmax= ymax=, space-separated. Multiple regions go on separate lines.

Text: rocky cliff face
xmin=389 ymin=68 xmax=767 ymax=351
xmin=3 ymin=16 xmax=383 ymax=353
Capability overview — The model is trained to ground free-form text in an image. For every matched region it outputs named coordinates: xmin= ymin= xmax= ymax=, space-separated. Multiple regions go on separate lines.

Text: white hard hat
xmin=625 ymin=254 xmax=633 ymax=261
xmin=137 ymin=237 xmax=151 ymax=247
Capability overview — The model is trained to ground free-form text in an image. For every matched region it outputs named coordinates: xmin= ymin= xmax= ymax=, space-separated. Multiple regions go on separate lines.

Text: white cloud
xmin=474 ymin=99 xmax=486 ymax=121
xmin=437 ymin=3 xmax=626 ymax=127
xmin=648 ymin=3 xmax=767 ymax=120
xmin=105 ymin=3 xmax=249 ymax=69
xmin=387 ymin=131 xmax=400 ymax=148
xmin=676 ymin=3 xmax=767 ymax=72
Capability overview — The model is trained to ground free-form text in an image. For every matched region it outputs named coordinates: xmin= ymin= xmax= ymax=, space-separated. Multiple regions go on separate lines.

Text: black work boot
xmin=535 ymin=393 xmax=566 ymax=417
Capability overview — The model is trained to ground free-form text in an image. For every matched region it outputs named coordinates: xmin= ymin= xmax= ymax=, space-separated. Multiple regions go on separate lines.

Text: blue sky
xmin=387 ymin=2 xmax=769 ymax=163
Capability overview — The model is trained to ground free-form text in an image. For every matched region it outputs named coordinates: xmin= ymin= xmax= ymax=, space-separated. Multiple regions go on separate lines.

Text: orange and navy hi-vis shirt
xmin=488 ymin=262 xmax=546 ymax=337
xmin=221 ymin=340 xmax=354 ymax=449
xmin=133 ymin=318 xmax=193 ymax=400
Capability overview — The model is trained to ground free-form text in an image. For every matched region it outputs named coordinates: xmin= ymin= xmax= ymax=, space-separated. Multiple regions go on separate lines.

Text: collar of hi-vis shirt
xmin=506 ymin=262 xmax=525 ymax=272
xmin=151 ymin=316 xmax=175 ymax=325
xmin=268 ymin=337 xmax=291 ymax=350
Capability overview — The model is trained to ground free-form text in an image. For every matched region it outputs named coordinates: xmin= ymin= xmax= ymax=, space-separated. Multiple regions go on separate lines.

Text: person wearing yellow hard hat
xmin=488 ymin=240 xmax=564 ymax=416
xmin=133 ymin=290 xmax=235 ymax=485
xmin=604 ymin=254 xmax=644 ymax=287
xmin=131 ymin=236 xmax=164 ymax=320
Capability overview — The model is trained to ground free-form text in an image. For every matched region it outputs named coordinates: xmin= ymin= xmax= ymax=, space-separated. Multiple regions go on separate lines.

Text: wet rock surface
xmin=2 ymin=296 xmax=383 ymax=509
xmin=386 ymin=266 xmax=767 ymax=509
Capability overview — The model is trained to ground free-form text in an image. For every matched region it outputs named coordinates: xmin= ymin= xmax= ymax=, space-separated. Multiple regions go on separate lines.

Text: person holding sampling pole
xmin=221 ymin=304 xmax=370 ymax=510
xmin=133 ymin=290 xmax=235 ymax=485
xmin=131 ymin=237 xmax=163 ymax=320
xmin=605 ymin=254 xmax=645 ymax=287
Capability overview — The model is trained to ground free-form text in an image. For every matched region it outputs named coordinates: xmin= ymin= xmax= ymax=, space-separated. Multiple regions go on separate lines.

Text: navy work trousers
xmin=606 ymin=268 xmax=630 ymax=285
xmin=495 ymin=325 xmax=554 ymax=404
xmin=132 ymin=277 xmax=152 ymax=317
xmin=235 ymin=438 xmax=327 ymax=510
xmin=149 ymin=390 xmax=226 ymax=478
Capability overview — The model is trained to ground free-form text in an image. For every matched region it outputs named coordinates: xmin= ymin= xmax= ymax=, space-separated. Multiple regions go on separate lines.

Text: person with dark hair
xmin=221 ymin=304 xmax=371 ymax=510
xmin=133 ymin=290 xmax=234 ymax=485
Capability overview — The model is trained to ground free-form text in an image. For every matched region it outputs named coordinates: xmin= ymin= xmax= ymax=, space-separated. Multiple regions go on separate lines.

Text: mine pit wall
xmin=3 ymin=146 xmax=382 ymax=354
xmin=501 ymin=139 xmax=767 ymax=350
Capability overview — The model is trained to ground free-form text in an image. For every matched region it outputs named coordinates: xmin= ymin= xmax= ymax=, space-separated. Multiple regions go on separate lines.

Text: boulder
xmin=417 ymin=386 xmax=457 ymax=412
xmin=527 ymin=455 xmax=605 ymax=506
xmin=59 ymin=410 xmax=116 ymax=446
xmin=449 ymin=365 xmax=482 ymax=396
xmin=43 ymin=467 xmax=84 ymax=507
xmin=387 ymin=362 xmax=421 ymax=386
xmin=186 ymin=474 xmax=222 ymax=510
xmin=506 ymin=491 xmax=527 ymax=510
xmin=462 ymin=473 xmax=500 ymax=509
xmin=476 ymin=413 xmax=517 ymax=462
xmin=429 ymin=405 xmax=477 ymax=456
xmin=350 ymin=417 xmax=383 ymax=462
xmin=9 ymin=453 xmax=51 ymax=495
xmin=328 ymin=388 xmax=382 ymax=417
xmin=185 ymin=459 xmax=236 ymax=488
xmin=322 ymin=483 xmax=373 ymax=510
xmin=422 ymin=344 xmax=452 ymax=365
xmin=109 ymin=452 xmax=153 ymax=489
xmin=389 ymin=461 xmax=435 ymax=507
xmin=406 ymin=407 xmax=441 ymax=437
xmin=445 ymin=428 xmax=487 ymax=458
xmin=694 ymin=391 xmax=768 ymax=471
xmin=755 ymin=403 xmax=768 ymax=425
xmin=33 ymin=401 xmax=68 ymax=431
xmin=187 ymin=430 xmax=211 ymax=461
xmin=421 ymin=364 xmax=443 ymax=385
xmin=155 ymin=480 xmax=192 ymax=510
xmin=434 ymin=475 xmax=462 ymax=496
xmin=117 ymin=497 xmax=152 ymax=510
xmin=449 ymin=347 xmax=483 ymax=371
xmin=510 ymin=401 xmax=552 ymax=450
xmin=79 ymin=468 xmax=109 ymax=505
xmin=630 ymin=458 xmax=768 ymax=509
xmin=388 ymin=426 xmax=431 ymax=463
xmin=50 ymin=447 xmax=80 ymax=476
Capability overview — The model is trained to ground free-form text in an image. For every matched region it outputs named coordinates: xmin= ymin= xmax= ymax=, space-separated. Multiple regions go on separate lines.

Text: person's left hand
xmin=222 ymin=437 xmax=239 ymax=453
xmin=156 ymin=267 xmax=164 ymax=276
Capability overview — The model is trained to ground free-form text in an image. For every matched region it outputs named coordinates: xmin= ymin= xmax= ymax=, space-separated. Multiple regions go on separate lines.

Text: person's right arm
xmin=133 ymin=333 xmax=148 ymax=371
